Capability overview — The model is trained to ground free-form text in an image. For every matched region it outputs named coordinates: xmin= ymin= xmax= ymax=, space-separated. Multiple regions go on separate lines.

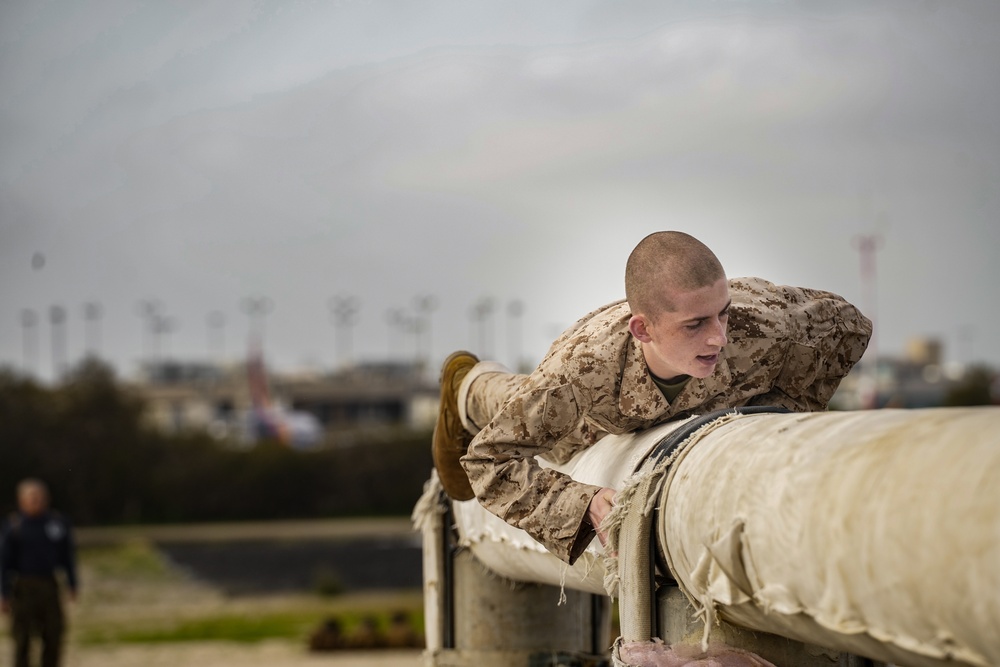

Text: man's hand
xmin=588 ymin=487 xmax=617 ymax=549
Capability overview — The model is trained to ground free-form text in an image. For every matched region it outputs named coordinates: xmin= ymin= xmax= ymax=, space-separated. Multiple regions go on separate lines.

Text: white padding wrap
xmin=451 ymin=419 xmax=691 ymax=595
xmin=658 ymin=407 xmax=1000 ymax=667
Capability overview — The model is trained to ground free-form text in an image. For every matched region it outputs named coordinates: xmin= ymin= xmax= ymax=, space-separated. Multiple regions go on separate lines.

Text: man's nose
xmin=707 ymin=319 xmax=728 ymax=348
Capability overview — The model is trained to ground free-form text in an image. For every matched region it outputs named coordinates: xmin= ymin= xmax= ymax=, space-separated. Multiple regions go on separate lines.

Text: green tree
xmin=942 ymin=365 xmax=997 ymax=407
xmin=0 ymin=359 xmax=433 ymax=524
xmin=0 ymin=359 xmax=157 ymax=523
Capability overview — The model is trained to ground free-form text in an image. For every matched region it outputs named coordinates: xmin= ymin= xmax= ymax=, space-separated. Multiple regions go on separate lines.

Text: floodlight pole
xmin=852 ymin=234 xmax=882 ymax=408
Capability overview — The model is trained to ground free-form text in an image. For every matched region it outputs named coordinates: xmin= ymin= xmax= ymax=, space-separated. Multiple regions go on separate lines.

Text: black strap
xmin=648 ymin=405 xmax=792 ymax=466
xmin=647 ymin=405 xmax=792 ymax=586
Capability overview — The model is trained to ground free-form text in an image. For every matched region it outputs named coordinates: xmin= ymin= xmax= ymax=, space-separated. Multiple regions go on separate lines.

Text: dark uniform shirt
xmin=0 ymin=512 xmax=77 ymax=598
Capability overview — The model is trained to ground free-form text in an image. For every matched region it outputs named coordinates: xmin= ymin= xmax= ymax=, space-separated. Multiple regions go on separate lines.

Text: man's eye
xmin=686 ymin=322 xmax=702 ymax=330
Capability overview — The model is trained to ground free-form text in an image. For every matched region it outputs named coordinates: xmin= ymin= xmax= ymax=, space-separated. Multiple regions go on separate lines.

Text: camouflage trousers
xmin=458 ymin=361 xmax=525 ymax=434
xmin=9 ymin=576 xmax=64 ymax=667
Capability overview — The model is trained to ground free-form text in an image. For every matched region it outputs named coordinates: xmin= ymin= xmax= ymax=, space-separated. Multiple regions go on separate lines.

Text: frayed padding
xmin=612 ymin=636 xmax=779 ymax=667
xmin=604 ymin=432 xmax=689 ymax=545
xmin=411 ymin=470 xmax=448 ymax=533
xmin=694 ymin=589 xmax=718 ymax=652
xmin=603 ymin=553 xmax=621 ymax=600
xmin=610 ymin=636 xmax=642 ymax=667
xmin=658 ymin=412 xmax=746 ymax=651
xmin=601 ymin=457 xmax=672 ymax=599
xmin=608 ymin=417 xmax=733 ymax=643
xmin=602 ymin=471 xmax=663 ymax=599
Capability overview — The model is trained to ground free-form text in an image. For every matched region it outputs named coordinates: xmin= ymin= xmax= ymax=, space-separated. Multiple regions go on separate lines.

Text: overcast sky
xmin=2 ymin=0 xmax=999 ymax=382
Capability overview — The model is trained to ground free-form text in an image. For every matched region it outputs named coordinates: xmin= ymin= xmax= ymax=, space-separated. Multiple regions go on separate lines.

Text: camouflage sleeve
xmin=461 ymin=382 xmax=604 ymax=564
xmin=749 ymin=289 xmax=873 ymax=411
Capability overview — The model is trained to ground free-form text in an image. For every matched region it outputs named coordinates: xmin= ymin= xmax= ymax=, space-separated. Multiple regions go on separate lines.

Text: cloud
xmin=2 ymin=1 xmax=999 ymax=377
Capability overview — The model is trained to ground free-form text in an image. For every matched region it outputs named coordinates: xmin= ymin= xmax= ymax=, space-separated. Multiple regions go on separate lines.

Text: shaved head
xmin=625 ymin=231 xmax=725 ymax=317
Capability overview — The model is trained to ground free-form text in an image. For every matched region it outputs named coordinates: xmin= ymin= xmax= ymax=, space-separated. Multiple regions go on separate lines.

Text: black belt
xmin=647 ymin=405 xmax=792 ymax=585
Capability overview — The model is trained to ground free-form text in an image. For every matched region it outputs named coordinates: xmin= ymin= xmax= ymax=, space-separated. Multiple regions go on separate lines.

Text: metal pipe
xmin=446 ymin=407 xmax=1000 ymax=666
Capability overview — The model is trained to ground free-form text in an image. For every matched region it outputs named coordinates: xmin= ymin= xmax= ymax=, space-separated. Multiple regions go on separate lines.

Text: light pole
xmin=208 ymin=311 xmax=226 ymax=363
xmin=83 ymin=301 xmax=103 ymax=358
xmin=414 ymin=294 xmax=437 ymax=375
xmin=329 ymin=295 xmax=360 ymax=370
xmin=137 ymin=299 xmax=162 ymax=366
xmin=386 ymin=307 xmax=416 ymax=364
xmin=470 ymin=297 xmax=495 ymax=358
xmin=49 ymin=305 xmax=67 ymax=380
xmin=150 ymin=313 xmax=175 ymax=362
xmin=241 ymin=297 xmax=274 ymax=351
xmin=852 ymin=234 xmax=882 ymax=409
xmin=20 ymin=309 xmax=39 ymax=377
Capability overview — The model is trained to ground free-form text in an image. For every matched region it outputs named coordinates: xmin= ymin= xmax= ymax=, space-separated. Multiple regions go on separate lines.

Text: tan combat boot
xmin=432 ymin=351 xmax=479 ymax=500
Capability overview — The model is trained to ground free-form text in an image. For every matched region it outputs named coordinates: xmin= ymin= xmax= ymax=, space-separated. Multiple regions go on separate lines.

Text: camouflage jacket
xmin=462 ymin=277 xmax=873 ymax=564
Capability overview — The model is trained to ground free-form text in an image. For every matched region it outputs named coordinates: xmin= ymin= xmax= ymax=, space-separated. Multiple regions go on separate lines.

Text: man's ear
xmin=628 ymin=314 xmax=652 ymax=343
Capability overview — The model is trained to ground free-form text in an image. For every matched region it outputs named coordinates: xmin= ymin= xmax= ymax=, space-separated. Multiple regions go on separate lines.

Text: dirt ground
xmin=1 ymin=636 xmax=424 ymax=667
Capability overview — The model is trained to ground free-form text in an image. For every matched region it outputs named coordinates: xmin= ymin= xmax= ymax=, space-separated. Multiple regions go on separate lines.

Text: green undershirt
xmin=650 ymin=373 xmax=690 ymax=404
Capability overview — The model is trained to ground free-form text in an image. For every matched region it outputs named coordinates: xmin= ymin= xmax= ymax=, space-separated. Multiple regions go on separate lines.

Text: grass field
xmin=1 ymin=521 xmax=426 ymax=667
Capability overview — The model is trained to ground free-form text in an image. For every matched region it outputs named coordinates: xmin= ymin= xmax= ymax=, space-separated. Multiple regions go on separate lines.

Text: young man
xmin=1 ymin=479 xmax=78 ymax=667
xmin=433 ymin=231 xmax=872 ymax=564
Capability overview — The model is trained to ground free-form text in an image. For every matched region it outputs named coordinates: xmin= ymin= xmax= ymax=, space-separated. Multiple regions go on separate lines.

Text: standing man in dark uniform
xmin=1 ymin=479 xmax=78 ymax=667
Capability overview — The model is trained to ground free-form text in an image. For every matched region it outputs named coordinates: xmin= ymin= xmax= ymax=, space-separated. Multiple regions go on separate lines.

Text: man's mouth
xmin=696 ymin=353 xmax=719 ymax=365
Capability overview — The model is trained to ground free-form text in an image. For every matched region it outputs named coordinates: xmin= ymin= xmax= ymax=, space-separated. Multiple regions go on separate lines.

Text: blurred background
xmin=2 ymin=0 xmax=999 ymax=664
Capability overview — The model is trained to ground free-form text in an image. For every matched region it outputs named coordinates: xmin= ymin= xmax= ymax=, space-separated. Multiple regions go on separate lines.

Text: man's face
xmin=18 ymin=485 xmax=48 ymax=517
xmin=630 ymin=277 xmax=731 ymax=381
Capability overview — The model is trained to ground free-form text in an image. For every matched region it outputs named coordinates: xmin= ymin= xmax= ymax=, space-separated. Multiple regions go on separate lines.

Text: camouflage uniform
xmin=460 ymin=277 xmax=872 ymax=564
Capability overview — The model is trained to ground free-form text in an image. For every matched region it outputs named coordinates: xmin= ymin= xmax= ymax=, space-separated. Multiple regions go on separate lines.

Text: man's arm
xmin=748 ymin=286 xmax=872 ymax=411
xmin=1 ymin=520 xmax=16 ymax=613
xmin=462 ymin=382 xmax=606 ymax=564
xmin=59 ymin=518 xmax=78 ymax=599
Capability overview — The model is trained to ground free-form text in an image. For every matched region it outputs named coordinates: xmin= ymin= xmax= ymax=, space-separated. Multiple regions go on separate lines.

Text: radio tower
xmin=852 ymin=234 xmax=882 ymax=408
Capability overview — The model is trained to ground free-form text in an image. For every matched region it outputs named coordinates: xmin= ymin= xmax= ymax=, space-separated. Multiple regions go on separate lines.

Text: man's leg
xmin=11 ymin=581 xmax=33 ymax=667
xmin=458 ymin=361 xmax=528 ymax=434
xmin=38 ymin=580 xmax=64 ymax=667
xmin=433 ymin=353 xmax=529 ymax=500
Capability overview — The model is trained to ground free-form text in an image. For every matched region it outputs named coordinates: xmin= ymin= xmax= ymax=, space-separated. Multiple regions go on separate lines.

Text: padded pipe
xmin=657 ymin=407 xmax=1000 ymax=667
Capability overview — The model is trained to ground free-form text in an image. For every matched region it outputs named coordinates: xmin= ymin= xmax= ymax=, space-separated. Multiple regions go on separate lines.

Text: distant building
xmin=134 ymin=360 xmax=238 ymax=436
xmin=131 ymin=359 xmax=438 ymax=447
xmin=832 ymin=336 xmax=973 ymax=409
xmin=278 ymin=362 xmax=439 ymax=437
xmin=905 ymin=337 xmax=942 ymax=367
xmin=137 ymin=337 xmax=991 ymax=445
